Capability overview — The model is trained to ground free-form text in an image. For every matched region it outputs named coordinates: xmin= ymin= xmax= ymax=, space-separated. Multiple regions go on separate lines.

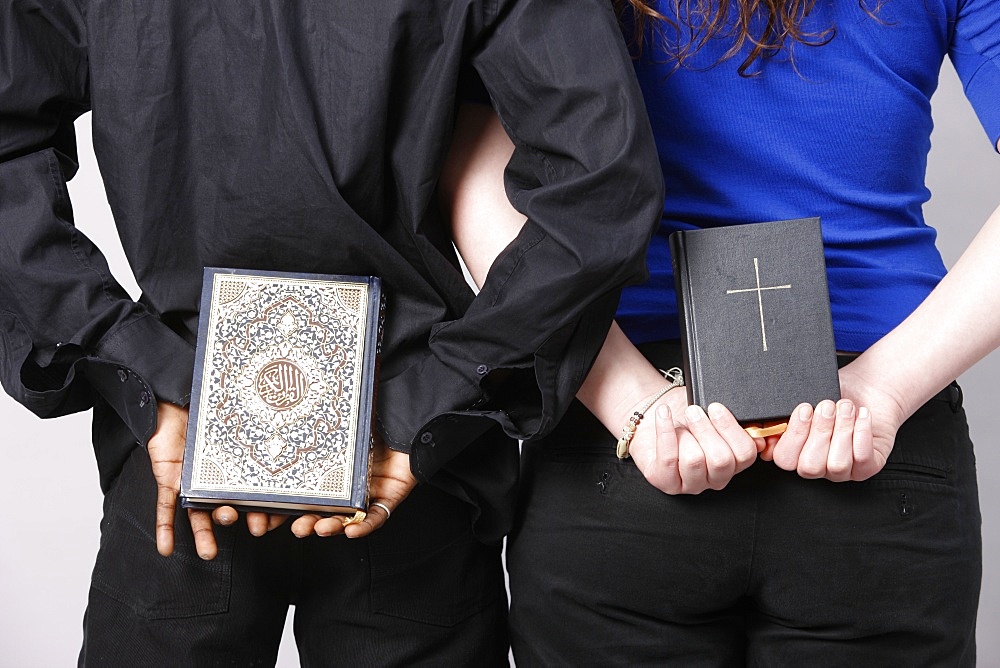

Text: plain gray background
xmin=1 ymin=61 xmax=997 ymax=666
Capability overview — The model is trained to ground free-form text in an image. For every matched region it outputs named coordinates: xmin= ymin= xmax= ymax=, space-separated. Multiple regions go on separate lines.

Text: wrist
xmin=615 ymin=367 xmax=684 ymax=460
xmin=581 ymin=370 xmax=669 ymax=435
xmin=838 ymin=360 xmax=911 ymax=425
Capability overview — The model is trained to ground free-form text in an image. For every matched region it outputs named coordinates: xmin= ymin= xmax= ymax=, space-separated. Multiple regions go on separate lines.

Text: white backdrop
xmin=1 ymin=62 xmax=998 ymax=666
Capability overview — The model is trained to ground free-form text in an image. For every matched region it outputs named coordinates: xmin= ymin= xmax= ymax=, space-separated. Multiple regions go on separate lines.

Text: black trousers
xmin=79 ymin=441 xmax=509 ymax=667
xmin=508 ymin=342 xmax=982 ymax=666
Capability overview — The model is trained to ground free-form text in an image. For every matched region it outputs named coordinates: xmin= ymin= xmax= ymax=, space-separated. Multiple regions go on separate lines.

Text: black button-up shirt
xmin=1 ymin=0 xmax=662 ymax=535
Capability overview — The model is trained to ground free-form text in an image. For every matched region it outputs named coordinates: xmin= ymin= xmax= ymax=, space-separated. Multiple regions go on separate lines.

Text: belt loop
xmin=949 ymin=382 xmax=963 ymax=413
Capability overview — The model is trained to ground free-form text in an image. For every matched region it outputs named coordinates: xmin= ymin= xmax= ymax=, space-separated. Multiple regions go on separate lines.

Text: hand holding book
xmin=579 ymin=323 xmax=884 ymax=494
xmin=149 ymin=401 xmax=292 ymax=560
xmin=761 ymin=364 xmax=902 ymax=482
xmin=148 ymin=402 xmax=223 ymax=560
xmin=291 ymin=436 xmax=417 ymax=539
xmin=626 ymin=395 xmax=762 ymax=495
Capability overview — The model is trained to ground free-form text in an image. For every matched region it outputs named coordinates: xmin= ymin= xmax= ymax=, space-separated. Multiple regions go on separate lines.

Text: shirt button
xmin=419 ymin=432 xmax=434 ymax=445
xmin=118 ymin=368 xmax=129 ymax=383
xmin=476 ymin=364 xmax=489 ymax=375
xmin=139 ymin=390 xmax=151 ymax=407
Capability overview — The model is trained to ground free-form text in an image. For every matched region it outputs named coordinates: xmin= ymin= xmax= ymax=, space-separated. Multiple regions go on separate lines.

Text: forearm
xmin=847 ymin=202 xmax=1000 ymax=418
xmin=574 ymin=321 xmax=682 ymax=434
xmin=443 ymin=105 xmax=669 ymax=437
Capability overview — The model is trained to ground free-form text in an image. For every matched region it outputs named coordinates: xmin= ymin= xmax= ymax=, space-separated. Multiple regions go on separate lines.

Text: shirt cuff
xmin=86 ymin=312 xmax=196 ymax=445
xmin=4 ymin=308 xmax=195 ymax=445
xmin=92 ymin=312 xmax=196 ymax=407
xmin=376 ymin=350 xmax=487 ymax=455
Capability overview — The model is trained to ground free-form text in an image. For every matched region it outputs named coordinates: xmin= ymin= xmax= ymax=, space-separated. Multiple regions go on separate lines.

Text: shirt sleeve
xmin=950 ymin=0 xmax=1000 ymax=151
xmin=378 ymin=0 xmax=664 ymax=481
xmin=0 ymin=0 xmax=195 ymax=445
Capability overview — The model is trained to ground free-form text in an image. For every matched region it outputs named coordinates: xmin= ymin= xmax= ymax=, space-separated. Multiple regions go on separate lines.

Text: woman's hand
xmin=626 ymin=388 xmax=762 ymax=494
xmin=762 ymin=362 xmax=906 ymax=481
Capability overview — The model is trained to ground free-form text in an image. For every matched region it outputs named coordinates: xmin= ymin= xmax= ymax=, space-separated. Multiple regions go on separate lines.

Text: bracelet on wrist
xmin=616 ymin=367 xmax=684 ymax=460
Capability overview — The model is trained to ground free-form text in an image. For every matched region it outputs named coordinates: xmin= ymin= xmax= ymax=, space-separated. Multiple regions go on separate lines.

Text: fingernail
xmin=707 ymin=403 xmax=725 ymax=420
xmin=656 ymin=404 xmax=669 ymax=420
xmin=820 ymin=401 xmax=836 ymax=418
xmin=798 ymin=404 xmax=813 ymax=420
xmin=686 ymin=405 xmax=705 ymax=422
xmin=858 ymin=406 xmax=870 ymax=419
xmin=838 ymin=401 xmax=854 ymax=418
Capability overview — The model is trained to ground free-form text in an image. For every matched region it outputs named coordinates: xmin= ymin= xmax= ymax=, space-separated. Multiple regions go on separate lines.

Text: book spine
xmin=353 ymin=277 xmax=385 ymax=511
xmin=669 ymin=232 xmax=703 ymax=409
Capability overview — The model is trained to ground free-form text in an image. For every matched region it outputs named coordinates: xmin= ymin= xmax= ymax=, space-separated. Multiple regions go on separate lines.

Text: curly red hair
xmin=613 ymin=0 xmax=878 ymax=76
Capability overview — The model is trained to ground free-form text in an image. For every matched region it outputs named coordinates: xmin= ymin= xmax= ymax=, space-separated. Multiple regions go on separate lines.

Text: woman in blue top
xmin=442 ymin=0 xmax=999 ymax=662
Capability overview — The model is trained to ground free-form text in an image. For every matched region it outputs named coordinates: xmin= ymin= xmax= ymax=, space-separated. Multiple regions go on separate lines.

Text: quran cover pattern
xmin=669 ymin=217 xmax=841 ymax=423
xmin=181 ymin=268 xmax=382 ymax=513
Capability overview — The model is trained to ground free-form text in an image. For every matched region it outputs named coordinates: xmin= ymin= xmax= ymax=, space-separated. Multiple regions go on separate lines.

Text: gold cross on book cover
xmin=181 ymin=268 xmax=383 ymax=514
xmin=725 ymin=257 xmax=792 ymax=352
xmin=669 ymin=217 xmax=840 ymax=424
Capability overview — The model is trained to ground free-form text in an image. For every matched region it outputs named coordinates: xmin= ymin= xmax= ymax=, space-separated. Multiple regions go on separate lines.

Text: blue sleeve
xmin=950 ymin=0 xmax=1000 ymax=151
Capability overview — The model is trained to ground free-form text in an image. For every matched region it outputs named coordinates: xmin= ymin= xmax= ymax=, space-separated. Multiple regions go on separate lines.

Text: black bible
xmin=669 ymin=217 xmax=841 ymax=425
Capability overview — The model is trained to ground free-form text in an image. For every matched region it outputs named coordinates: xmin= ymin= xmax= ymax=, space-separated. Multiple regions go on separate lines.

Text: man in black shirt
xmin=0 ymin=0 xmax=662 ymax=662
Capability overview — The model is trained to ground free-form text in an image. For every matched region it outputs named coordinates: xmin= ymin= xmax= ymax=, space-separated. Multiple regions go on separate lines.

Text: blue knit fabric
xmin=617 ymin=0 xmax=1000 ymax=351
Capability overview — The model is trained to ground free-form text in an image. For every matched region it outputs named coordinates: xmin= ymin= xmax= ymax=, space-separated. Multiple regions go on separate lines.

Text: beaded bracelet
xmin=616 ymin=367 xmax=684 ymax=460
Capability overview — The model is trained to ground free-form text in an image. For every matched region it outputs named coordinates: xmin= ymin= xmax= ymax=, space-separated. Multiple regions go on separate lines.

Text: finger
xmin=684 ymin=404 xmax=734 ymax=490
xmin=675 ymin=432 xmax=709 ymax=494
xmin=267 ymin=514 xmax=288 ymax=531
xmin=212 ymin=506 xmax=238 ymax=526
xmin=770 ymin=403 xmax=812 ymax=469
xmin=345 ymin=501 xmax=391 ymax=539
xmin=649 ymin=404 xmax=682 ymax=494
xmin=188 ymin=509 xmax=218 ymax=560
xmin=246 ymin=512 xmax=270 ymax=537
xmin=797 ymin=400 xmax=837 ymax=479
xmin=291 ymin=514 xmax=321 ymax=538
xmin=825 ymin=400 xmax=856 ymax=482
xmin=313 ymin=516 xmax=348 ymax=537
xmin=758 ymin=438 xmax=777 ymax=461
xmin=850 ymin=406 xmax=879 ymax=480
xmin=707 ymin=402 xmax=758 ymax=474
xmin=155 ymin=482 xmax=178 ymax=557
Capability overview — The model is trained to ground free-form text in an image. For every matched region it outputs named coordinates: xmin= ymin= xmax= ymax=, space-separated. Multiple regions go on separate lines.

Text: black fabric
xmin=1 ymin=2 xmax=662 ymax=661
xmin=508 ymin=341 xmax=981 ymax=666
xmin=0 ymin=0 xmax=662 ymax=488
xmin=81 ymin=445 xmax=509 ymax=667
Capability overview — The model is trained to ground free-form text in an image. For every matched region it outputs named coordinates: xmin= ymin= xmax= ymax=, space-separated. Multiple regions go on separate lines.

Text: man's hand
xmin=628 ymin=389 xmax=762 ymax=495
xmin=147 ymin=402 xmax=220 ymax=559
xmin=762 ymin=363 xmax=905 ymax=481
xmin=212 ymin=506 xmax=288 ymax=536
xmin=149 ymin=403 xmax=290 ymax=555
xmin=291 ymin=434 xmax=417 ymax=539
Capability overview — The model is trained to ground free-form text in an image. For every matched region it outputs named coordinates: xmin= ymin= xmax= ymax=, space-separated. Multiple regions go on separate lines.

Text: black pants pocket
xmin=91 ymin=446 xmax=235 ymax=620
xmin=367 ymin=485 xmax=504 ymax=627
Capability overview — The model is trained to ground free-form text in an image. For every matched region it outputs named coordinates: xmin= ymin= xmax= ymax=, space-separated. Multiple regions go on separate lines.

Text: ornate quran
xmin=181 ymin=268 xmax=382 ymax=513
